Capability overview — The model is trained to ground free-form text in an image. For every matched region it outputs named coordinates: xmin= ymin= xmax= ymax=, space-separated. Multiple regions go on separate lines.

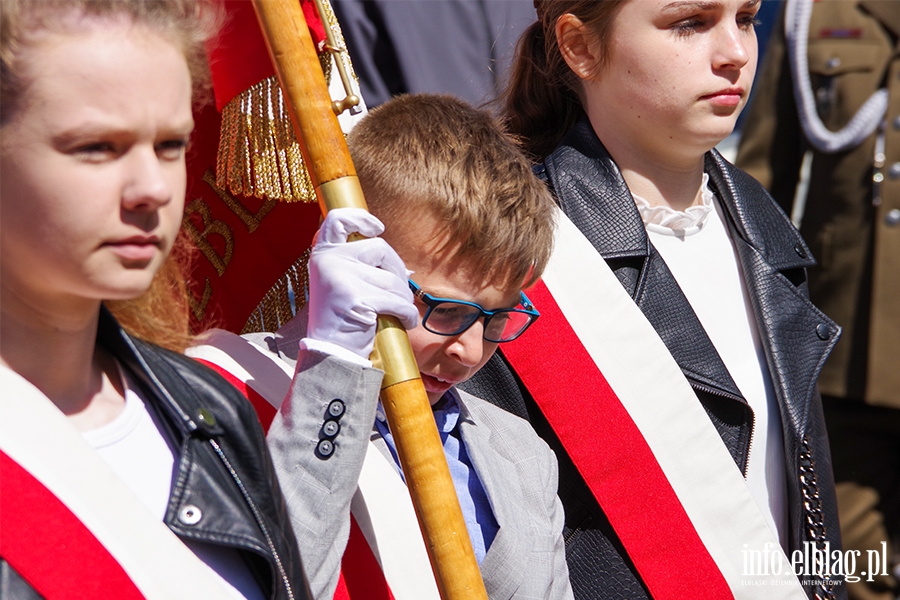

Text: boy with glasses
xmin=260 ymin=94 xmax=570 ymax=599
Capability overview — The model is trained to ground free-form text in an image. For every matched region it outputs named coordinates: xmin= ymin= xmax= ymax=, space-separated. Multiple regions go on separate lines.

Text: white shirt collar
xmin=633 ymin=173 xmax=715 ymax=238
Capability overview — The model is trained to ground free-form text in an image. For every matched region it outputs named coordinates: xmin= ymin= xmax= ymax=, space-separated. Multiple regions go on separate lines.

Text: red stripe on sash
xmin=0 ymin=451 xmax=144 ymax=599
xmin=334 ymin=517 xmax=395 ymax=600
xmin=502 ymin=281 xmax=732 ymax=600
xmin=195 ymin=358 xmax=278 ymax=432
xmin=334 ymin=572 xmax=351 ymax=599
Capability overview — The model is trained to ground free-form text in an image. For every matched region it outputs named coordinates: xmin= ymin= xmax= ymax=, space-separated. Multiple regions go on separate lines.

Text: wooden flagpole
xmin=249 ymin=1 xmax=488 ymax=598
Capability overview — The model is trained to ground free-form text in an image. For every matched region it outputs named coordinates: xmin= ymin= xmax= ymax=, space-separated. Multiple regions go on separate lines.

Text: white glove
xmin=304 ymin=208 xmax=419 ymax=362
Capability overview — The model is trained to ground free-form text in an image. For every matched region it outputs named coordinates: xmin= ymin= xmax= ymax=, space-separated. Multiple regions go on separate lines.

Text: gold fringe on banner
xmin=241 ymin=248 xmax=311 ymax=334
xmin=216 ymin=76 xmax=317 ymax=203
xmin=216 ymin=0 xmax=360 ymax=204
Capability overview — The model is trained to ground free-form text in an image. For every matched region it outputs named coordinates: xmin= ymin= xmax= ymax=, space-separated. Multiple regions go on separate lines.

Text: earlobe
xmin=556 ymin=13 xmax=600 ymax=81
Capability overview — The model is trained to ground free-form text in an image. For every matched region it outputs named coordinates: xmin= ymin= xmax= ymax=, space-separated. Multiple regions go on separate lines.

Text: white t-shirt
xmin=634 ymin=174 xmax=788 ymax=547
xmin=82 ymin=366 xmax=265 ymax=600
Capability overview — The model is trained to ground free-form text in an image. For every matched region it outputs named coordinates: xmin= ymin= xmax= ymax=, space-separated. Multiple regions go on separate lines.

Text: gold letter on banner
xmin=202 ymin=169 xmax=277 ymax=233
xmin=188 ymin=278 xmax=213 ymax=322
xmin=183 ymin=198 xmax=234 ymax=277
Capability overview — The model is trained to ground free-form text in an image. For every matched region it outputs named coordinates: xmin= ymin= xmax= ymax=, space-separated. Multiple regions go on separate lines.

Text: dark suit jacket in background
xmin=332 ymin=0 xmax=535 ymax=107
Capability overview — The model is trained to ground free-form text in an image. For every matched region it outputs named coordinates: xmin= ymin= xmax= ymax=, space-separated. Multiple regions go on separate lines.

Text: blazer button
xmin=179 ymin=504 xmax=202 ymax=525
xmin=322 ymin=420 xmax=341 ymax=437
xmin=816 ymin=323 xmax=832 ymax=340
xmin=327 ymin=399 xmax=345 ymax=419
xmin=316 ymin=439 xmax=335 ymax=459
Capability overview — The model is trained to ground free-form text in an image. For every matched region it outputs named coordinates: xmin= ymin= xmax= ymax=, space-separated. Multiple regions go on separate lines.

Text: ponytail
xmin=502 ymin=21 xmax=583 ymax=161
xmin=501 ymin=0 xmax=628 ymax=160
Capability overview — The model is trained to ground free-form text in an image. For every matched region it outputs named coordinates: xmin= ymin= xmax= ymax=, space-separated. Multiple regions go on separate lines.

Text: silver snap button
xmin=885 ymin=209 xmax=900 ymax=226
xmin=816 ymin=323 xmax=832 ymax=341
xmin=889 ymin=163 xmax=900 ymax=179
xmin=178 ymin=504 xmax=202 ymax=525
xmin=825 ymin=57 xmax=841 ymax=70
xmin=322 ymin=420 xmax=340 ymax=437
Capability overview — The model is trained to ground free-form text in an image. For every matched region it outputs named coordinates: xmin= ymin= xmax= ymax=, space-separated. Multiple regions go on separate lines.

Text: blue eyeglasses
xmin=408 ymin=280 xmax=540 ymax=343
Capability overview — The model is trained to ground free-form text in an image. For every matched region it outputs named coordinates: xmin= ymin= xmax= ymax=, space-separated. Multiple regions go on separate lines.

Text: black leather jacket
xmin=1 ymin=308 xmax=310 ymax=600
xmin=464 ymin=119 xmax=845 ymax=600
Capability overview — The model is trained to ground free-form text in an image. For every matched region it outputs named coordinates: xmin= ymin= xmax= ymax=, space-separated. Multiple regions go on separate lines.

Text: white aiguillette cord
xmin=785 ymin=0 xmax=887 ymax=153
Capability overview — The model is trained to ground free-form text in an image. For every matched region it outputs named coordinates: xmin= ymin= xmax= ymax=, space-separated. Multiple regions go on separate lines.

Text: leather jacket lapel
xmin=705 ymin=153 xmax=840 ymax=435
xmin=543 ymin=120 xmax=646 ymax=263
xmin=96 ymin=307 xmax=200 ymax=440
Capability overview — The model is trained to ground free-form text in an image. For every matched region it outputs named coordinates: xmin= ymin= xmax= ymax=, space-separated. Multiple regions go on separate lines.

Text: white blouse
xmin=83 ymin=366 xmax=264 ymax=599
xmin=634 ymin=175 xmax=788 ymax=548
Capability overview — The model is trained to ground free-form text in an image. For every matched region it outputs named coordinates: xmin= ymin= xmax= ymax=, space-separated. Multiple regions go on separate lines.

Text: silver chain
xmin=798 ymin=434 xmax=838 ymax=600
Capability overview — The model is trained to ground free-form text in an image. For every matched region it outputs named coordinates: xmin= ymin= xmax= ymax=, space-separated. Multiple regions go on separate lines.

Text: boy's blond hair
xmin=348 ymin=94 xmax=555 ymax=290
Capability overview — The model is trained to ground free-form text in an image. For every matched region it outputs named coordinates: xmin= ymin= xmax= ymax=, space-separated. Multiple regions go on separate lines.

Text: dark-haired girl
xmin=466 ymin=1 xmax=844 ymax=598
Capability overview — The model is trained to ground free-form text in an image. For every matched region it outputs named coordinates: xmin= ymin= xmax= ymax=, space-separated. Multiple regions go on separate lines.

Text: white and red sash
xmin=502 ymin=209 xmax=806 ymax=599
xmin=188 ymin=331 xmax=439 ymax=600
xmin=0 ymin=366 xmax=236 ymax=599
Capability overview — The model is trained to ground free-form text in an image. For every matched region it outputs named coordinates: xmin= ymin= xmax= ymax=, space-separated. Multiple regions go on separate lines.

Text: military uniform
xmin=737 ymin=2 xmax=900 ymax=598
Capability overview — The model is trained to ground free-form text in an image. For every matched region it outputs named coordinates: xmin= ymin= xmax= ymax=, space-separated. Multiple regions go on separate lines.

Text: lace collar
xmin=633 ymin=173 xmax=715 ymax=237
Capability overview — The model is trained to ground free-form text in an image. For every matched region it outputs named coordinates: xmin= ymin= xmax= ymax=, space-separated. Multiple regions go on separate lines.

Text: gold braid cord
xmin=319 ymin=0 xmax=361 ymax=101
xmin=241 ymin=248 xmax=311 ymax=334
xmin=216 ymin=0 xmax=358 ymax=204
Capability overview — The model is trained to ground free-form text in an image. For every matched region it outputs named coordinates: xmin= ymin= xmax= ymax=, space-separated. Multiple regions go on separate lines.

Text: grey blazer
xmin=255 ymin=317 xmax=573 ymax=600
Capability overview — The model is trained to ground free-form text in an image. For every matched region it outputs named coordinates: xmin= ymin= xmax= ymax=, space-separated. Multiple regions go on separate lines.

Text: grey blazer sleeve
xmin=266 ymin=349 xmax=383 ymax=600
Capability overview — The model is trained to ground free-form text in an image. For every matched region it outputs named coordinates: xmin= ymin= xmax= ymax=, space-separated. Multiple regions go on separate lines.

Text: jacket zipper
xmin=689 ymin=381 xmax=755 ymax=478
xmin=209 ymin=439 xmax=295 ymax=600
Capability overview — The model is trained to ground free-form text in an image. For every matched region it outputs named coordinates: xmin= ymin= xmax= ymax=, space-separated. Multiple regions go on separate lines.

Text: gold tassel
xmin=241 ymin=248 xmax=311 ymax=334
xmin=216 ymin=76 xmax=316 ymax=203
xmin=215 ymin=0 xmax=358 ymax=204
xmin=224 ymin=0 xmax=364 ymax=330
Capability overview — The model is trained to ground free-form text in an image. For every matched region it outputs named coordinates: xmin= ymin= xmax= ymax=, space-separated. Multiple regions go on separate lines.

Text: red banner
xmin=184 ymin=103 xmax=320 ymax=332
